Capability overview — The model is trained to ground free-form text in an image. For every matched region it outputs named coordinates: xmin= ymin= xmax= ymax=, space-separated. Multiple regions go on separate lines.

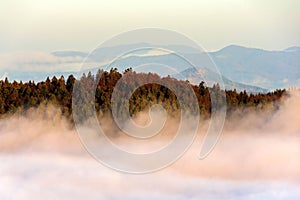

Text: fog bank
xmin=0 ymin=92 xmax=299 ymax=199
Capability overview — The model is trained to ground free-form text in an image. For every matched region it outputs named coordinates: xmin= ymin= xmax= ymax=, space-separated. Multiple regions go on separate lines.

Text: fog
xmin=0 ymin=92 xmax=299 ymax=199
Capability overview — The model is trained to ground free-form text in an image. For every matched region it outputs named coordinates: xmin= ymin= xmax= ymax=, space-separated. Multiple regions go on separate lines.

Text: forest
xmin=0 ymin=68 xmax=286 ymax=121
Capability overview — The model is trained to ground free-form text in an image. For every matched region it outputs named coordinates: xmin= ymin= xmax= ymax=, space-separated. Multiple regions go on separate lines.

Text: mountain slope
xmin=209 ymin=45 xmax=300 ymax=89
xmin=174 ymin=67 xmax=268 ymax=93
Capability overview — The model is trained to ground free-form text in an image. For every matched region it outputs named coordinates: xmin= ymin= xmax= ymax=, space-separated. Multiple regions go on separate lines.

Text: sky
xmin=0 ymin=0 xmax=299 ymax=53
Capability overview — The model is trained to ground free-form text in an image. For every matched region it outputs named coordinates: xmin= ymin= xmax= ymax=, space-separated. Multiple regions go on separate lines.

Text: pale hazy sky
xmin=0 ymin=0 xmax=299 ymax=53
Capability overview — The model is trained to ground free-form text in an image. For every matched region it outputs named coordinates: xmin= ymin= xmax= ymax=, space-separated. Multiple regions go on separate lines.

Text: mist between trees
xmin=0 ymin=68 xmax=286 ymax=122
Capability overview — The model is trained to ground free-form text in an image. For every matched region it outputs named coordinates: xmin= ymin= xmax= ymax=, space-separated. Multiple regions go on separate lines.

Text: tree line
xmin=0 ymin=68 xmax=286 ymax=121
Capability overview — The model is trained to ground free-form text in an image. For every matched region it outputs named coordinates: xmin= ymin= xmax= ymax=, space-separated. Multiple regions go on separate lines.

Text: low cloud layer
xmin=0 ymin=51 xmax=85 ymax=72
xmin=0 ymin=92 xmax=299 ymax=199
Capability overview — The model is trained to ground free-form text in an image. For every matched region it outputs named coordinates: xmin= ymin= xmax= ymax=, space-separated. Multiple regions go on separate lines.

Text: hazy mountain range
xmin=1 ymin=43 xmax=299 ymax=93
xmin=210 ymin=45 xmax=300 ymax=89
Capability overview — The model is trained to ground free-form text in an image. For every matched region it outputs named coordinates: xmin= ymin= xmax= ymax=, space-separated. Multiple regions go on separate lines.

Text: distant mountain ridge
xmin=2 ymin=43 xmax=299 ymax=93
xmin=49 ymin=44 xmax=300 ymax=90
xmin=174 ymin=67 xmax=268 ymax=93
xmin=210 ymin=44 xmax=300 ymax=89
